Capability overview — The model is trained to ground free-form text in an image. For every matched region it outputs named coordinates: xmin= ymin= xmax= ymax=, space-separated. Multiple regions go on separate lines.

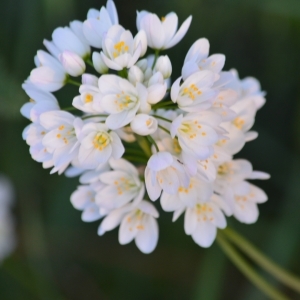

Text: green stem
xmin=216 ymin=233 xmax=290 ymax=300
xmin=125 ymin=148 xmax=148 ymax=157
xmin=152 ymin=114 xmax=172 ymax=123
xmin=67 ymin=78 xmax=81 ymax=87
xmin=86 ymin=58 xmax=94 ymax=67
xmin=62 ymin=106 xmax=77 ymax=112
xmin=122 ymin=156 xmax=148 ymax=164
xmin=222 ymin=227 xmax=300 ymax=294
xmin=158 ymin=124 xmax=171 ymax=135
xmin=118 ymin=68 xmax=128 ymax=78
xmin=147 ymin=135 xmax=159 ymax=152
xmin=152 ymin=100 xmax=175 ymax=110
xmin=152 ymin=50 xmax=160 ymax=69
xmin=136 ymin=136 xmax=152 ymax=158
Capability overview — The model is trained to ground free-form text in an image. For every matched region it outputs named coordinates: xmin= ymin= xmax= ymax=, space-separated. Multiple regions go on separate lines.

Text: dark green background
xmin=0 ymin=0 xmax=299 ymax=299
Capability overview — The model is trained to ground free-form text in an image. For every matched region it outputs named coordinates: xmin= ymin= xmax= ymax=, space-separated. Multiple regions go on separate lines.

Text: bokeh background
xmin=0 ymin=0 xmax=300 ymax=299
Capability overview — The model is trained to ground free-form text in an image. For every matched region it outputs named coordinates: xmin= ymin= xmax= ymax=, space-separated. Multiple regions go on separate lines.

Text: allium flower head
xmin=20 ymin=0 xmax=270 ymax=254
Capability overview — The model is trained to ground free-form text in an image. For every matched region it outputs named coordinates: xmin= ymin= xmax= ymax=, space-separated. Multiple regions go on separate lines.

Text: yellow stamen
xmin=85 ymin=94 xmax=93 ymax=103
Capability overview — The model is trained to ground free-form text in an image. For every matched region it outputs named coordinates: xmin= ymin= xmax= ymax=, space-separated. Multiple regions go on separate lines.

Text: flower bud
xmin=81 ymin=74 xmax=98 ymax=86
xmin=154 ymin=55 xmax=172 ymax=79
xmin=92 ymin=52 xmax=108 ymax=74
xmin=130 ymin=114 xmax=158 ymax=136
xmin=59 ymin=51 xmax=85 ymax=77
xmin=128 ymin=66 xmax=144 ymax=85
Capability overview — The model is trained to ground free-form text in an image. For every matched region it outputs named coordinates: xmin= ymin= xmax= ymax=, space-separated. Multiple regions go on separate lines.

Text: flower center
xmin=115 ymin=91 xmax=137 ymax=111
xmin=56 ymin=125 xmax=75 ymax=144
xmin=217 ymin=163 xmax=229 ymax=175
xmin=113 ymin=41 xmax=129 ymax=58
xmin=93 ymin=132 xmax=110 ymax=151
xmin=84 ymin=93 xmax=93 ymax=103
xmin=182 ymin=84 xmax=202 ymax=100
xmin=233 ymin=117 xmax=245 ymax=129
xmin=195 ymin=204 xmax=214 ymax=221
xmin=114 ymin=176 xmax=137 ymax=195
xmin=145 ymin=118 xmax=152 ymax=126
xmin=178 ymin=182 xmax=193 ymax=193
xmin=179 ymin=121 xmax=206 ymax=140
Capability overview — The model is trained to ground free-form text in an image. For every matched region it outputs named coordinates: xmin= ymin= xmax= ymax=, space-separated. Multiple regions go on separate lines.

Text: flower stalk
xmin=222 ymin=227 xmax=300 ymax=294
xmin=216 ymin=232 xmax=290 ymax=300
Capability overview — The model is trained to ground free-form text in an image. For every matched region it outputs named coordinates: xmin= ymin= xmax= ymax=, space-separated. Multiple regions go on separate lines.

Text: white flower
xmin=229 ymin=181 xmax=268 ymax=224
xmin=22 ymin=123 xmax=53 ymax=164
xmin=52 ymin=26 xmax=90 ymax=58
xmin=161 ymin=177 xmax=213 ymax=211
xmin=170 ymin=112 xmax=222 ymax=161
xmin=224 ymin=70 xmax=266 ymax=114
xmin=230 ymin=98 xmax=257 ymax=132
xmin=145 ymin=151 xmax=190 ymax=201
xmin=96 ymin=158 xmax=145 ymax=210
xmin=101 ymin=25 xmax=147 ymax=71
xmin=78 ymin=122 xmax=124 ymax=169
xmin=72 ymin=84 xmax=103 ymax=114
xmin=231 ymin=70 xmax=266 ymax=110
xmin=137 ymin=11 xmax=192 ymax=50
xmin=83 ymin=0 xmax=119 ymax=48
xmin=171 ymin=71 xmax=216 ymax=112
xmin=98 ymin=200 xmax=159 ymax=254
xmin=182 ymin=38 xmax=225 ymax=80
xmin=59 ymin=51 xmax=86 ymax=77
xmin=21 ymin=84 xmax=60 ymax=122
xmin=210 ymin=94 xmax=237 ymax=122
xmin=183 ymin=196 xmax=227 ymax=247
xmin=130 ymin=114 xmax=158 ymax=136
xmin=214 ymin=159 xmax=253 ymax=194
xmin=216 ymin=123 xmax=246 ymax=156
xmin=30 ymin=50 xmax=67 ymax=92
xmin=40 ymin=111 xmax=82 ymax=173
xmin=97 ymin=75 xmax=150 ymax=130
xmin=71 ymin=185 xmax=103 ymax=222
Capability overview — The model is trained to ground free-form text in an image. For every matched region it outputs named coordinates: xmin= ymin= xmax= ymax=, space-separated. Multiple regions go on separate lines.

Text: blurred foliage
xmin=0 ymin=0 xmax=300 ymax=299
xmin=0 ymin=58 xmax=27 ymax=120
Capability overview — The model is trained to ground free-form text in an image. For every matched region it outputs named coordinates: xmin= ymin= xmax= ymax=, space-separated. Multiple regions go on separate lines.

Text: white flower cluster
xmin=0 ymin=175 xmax=16 ymax=261
xmin=21 ymin=0 xmax=269 ymax=253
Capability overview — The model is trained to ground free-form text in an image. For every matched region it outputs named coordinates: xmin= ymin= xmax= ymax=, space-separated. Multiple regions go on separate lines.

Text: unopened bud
xmin=128 ymin=66 xmax=144 ymax=85
xmin=59 ymin=51 xmax=85 ymax=77
xmin=92 ymin=52 xmax=108 ymax=74
xmin=154 ymin=55 xmax=172 ymax=79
